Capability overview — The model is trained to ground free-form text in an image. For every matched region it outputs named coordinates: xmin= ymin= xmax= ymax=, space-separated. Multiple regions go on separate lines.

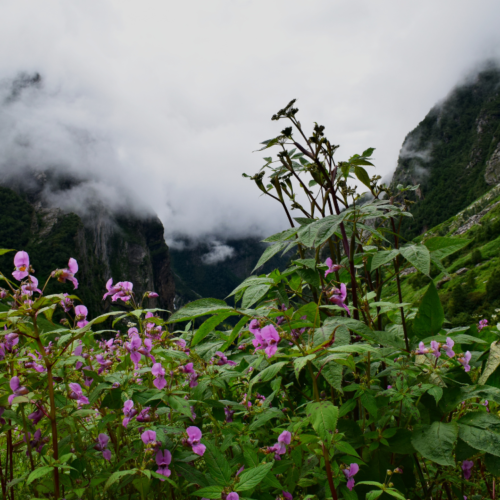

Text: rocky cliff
xmin=0 ymin=180 xmax=175 ymax=316
xmin=391 ymin=64 xmax=500 ymax=240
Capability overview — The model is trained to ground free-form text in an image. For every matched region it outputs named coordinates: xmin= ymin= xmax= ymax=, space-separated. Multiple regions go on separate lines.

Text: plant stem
xmin=20 ymin=405 xmax=35 ymax=471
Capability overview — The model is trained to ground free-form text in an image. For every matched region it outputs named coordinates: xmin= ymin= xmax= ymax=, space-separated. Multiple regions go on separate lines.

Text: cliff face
xmin=0 ymin=184 xmax=175 ymax=316
xmin=391 ymin=65 xmax=500 ymax=240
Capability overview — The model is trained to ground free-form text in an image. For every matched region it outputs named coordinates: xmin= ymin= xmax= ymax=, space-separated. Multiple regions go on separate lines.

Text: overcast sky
xmin=1 ymin=1 xmax=500 ymax=245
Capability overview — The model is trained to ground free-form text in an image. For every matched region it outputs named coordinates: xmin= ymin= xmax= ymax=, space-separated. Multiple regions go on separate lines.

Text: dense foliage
xmin=2 ymin=102 xmax=500 ymax=500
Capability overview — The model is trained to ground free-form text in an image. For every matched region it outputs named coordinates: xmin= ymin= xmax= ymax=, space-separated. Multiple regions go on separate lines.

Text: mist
xmin=1 ymin=0 xmax=500 ymax=245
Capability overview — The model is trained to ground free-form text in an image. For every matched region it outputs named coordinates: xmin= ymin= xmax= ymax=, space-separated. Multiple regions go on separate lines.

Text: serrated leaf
xmin=27 ymin=466 xmax=54 ymax=485
xmin=306 ymin=401 xmax=338 ymax=445
xmin=242 ymin=284 xmax=271 ymax=309
xmin=191 ymin=311 xmax=236 ymax=347
xmin=192 ymin=485 xmax=224 ymax=498
xmin=411 ymin=422 xmax=457 ymax=466
xmin=413 ymin=282 xmax=444 ymax=339
xmin=235 ymin=462 xmax=274 ymax=492
xmin=168 ymin=298 xmax=232 ymax=323
xmin=400 ymin=245 xmax=430 ymax=276
xmin=253 ymin=243 xmax=286 ymax=272
xmin=104 ymin=469 xmax=137 ymax=490
xmin=479 ymin=341 xmax=500 ymax=385
xmin=204 ymin=441 xmax=231 ymax=486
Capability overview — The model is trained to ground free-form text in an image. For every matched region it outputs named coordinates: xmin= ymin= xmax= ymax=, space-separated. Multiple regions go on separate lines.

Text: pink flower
xmin=75 ymin=305 xmax=89 ymax=328
xmin=462 ymin=460 xmax=473 ymax=480
xmin=156 ymin=449 xmax=172 ymax=479
xmin=60 ymin=293 xmax=73 ymax=312
xmin=125 ymin=335 xmax=142 ymax=368
xmin=227 ymin=494 xmax=239 ymax=500
xmin=21 ymin=276 xmax=42 ymax=296
xmin=94 ymin=433 xmax=111 ymax=461
xmin=261 ymin=325 xmax=280 ymax=358
xmin=282 ymin=492 xmax=293 ymax=500
xmin=429 ymin=340 xmax=441 ymax=358
xmin=110 ymin=281 xmax=134 ymax=302
xmin=12 ymin=251 xmax=30 ymax=281
xmin=249 ymin=319 xmax=261 ymax=335
xmin=68 ymin=382 xmax=89 ymax=407
xmin=443 ymin=337 xmax=455 ymax=358
xmin=324 ymin=257 xmax=341 ymax=278
xmin=278 ymin=430 xmax=291 ymax=445
xmin=152 ymin=363 xmax=167 ymax=390
xmin=214 ymin=351 xmax=237 ymax=366
xmin=329 ymin=283 xmax=350 ymax=316
xmin=139 ymin=338 xmax=156 ymax=363
xmin=122 ymin=400 xmax=137 ymax=428
xmin=141 ymin=430 xmax=156 ymax=445
xmin=146 ymin=291 xmax=159 ymax=298
xmin=343 ymin=463 xmax=359 ymax=491
xmin=186 ymin=426 xmax=206 ymax=456
xmin=8 ymin=376 xmax=29 ymax=404
xmin=458 ymin=351 xmax=472 ymax=372
xmin=54 ymin=258 xmax=79 ymax=289
xmin=478 ymin=319 xmax=488 ymax=331
xmin=103 ymin=278 xmax=121 ymax=300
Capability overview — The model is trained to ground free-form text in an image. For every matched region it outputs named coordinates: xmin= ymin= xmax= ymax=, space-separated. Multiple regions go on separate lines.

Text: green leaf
xmin=250 ymin=361 xmax=287 ymax=389
xmin=354 ymin=165 xmax=372 ymax=190
xmin=204 ymin=441 xmax=231 ymax=486
xmin=249 ymin=409 xmax=284 ymax=431
xmin=335 ymin=440 xmax=360 ymax=457
xmin=366 ymin=490 xmax=384 ymax=500
xmin=27 ymin=466 xmax=54 ymax=485
xmin=235 ymin=462 xmax=274 ymax=492
xmin=253 ymin=243 xmax=286 ymax=272
xmin=413 ymin=282 xmax=444 ymax=339
xmin=400 ymin=244 xmax=431 ymax=276
xmin=168 ymin=298 xmax=231 ymax=323
xmin=458 ymin=412 xmax=500 ymax=457
xmin=306 ymin=401 xmax=338 ymax=445
xmin=479 ymin=341 xmax=500 ymax=385
xmin=370 ymin=249 xmax=400 ymax=272
xmin=242 ymin=284 xmax=271 ymax=309
xmin=192 ymin=485 xmax=224 ymax=498
xmin=168 ymin=395 xmax=193 ymax=419
xmin=104 ymin=469 xmax=137 ymax=490
xmin=423 ymin=237 xmax=472 ymax=259
xmin=0 ymin=249 xmax=14 ymax=256
xmin=293 ymin=354 xmax=316 ymax=379
xmin=428 ymin=386 xmax=443 ymax=404
xmin=221 ymin=315 xmax=248 ymax=351
xmin=191 ymin=311 xmax=235 ymax=347
xmin=411 ymin=421 xmax=458 ymax=466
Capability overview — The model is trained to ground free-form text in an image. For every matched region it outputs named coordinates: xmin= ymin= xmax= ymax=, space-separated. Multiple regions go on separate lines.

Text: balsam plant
xmin=1 ymin=101 xmax=500 ymax=500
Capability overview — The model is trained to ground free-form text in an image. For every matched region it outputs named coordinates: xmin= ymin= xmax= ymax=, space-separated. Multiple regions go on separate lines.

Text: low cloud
xmin=200 ymin=242 xmax=236 ymax=265
xmin=0 ymin=1 xmax=500 ymax=244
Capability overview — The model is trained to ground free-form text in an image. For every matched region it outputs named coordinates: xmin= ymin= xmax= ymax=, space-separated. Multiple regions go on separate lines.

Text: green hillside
xmin=386 ymin=183 xmax=500 ymax=327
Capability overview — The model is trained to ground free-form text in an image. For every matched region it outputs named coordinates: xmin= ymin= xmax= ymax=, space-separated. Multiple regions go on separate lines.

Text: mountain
xmin=392 ymin=64 xmax=500 ymax=240
xmin=170 ymin=237 xmax=294 ymax=307
xmin=386 ymin=182 xmax=500 ymax=327
xmin=0 ymin=177 xmax=175 ymax=317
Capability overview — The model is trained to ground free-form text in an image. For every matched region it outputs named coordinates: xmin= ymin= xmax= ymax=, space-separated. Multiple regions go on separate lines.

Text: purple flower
xmin=214 ymin=351 xmax=237 ymax=366
xmin=261 ymin=325 xmax=281 ymax=358
xmin=94 ymin=433 xmax=111 ymax=460
xmin=122 ymin=399 xmax=137 ymax=427
xmin=249 ymin=319 xmax=261 ymax=335
xmin=152 ymin=363 xmax=167 ymax=390
xmin=27 ymin=352 xmax=46 ymax=373
xmin=146 ymin=291 xmax=159 ymax=298
xmin=28 ymin=405 xmax=45 ymax=425
xmin=103 ymin=278 xmax=120 ymax=300
xmin=443 ymin=337 xmax=455 ymax=358
xmin=458 ymin=351 xmax=472 ymax=372
xmin=282 ymin=492 xmax=293 ymax=500
xmin=13 ymin=251 xmax=30 ymax=280
xmin=68 ymin=382 xmax=89 ymax=407
xmin=125 ymin=335 xmax=142 ymax=368
xmin=21 ymin=276 xmax=42 ymax=296
xmin=224 ymin=407 xmax=235 ymax=423
xmin=8 ymin=376 xmax=29 ymax=404
xmin=0 ymin=288 xmax=7 ymax=299
xmin=60 ymin=293 xmax=73 ymax=312
xmin=329 ymin=283 xmax=350 ymax=316
xmin=387 ymin=385 xmax=392 ymax=390
xmin=416 ymin=342 xmax=429 ymax=355
xmin=136 ymin=407 xmax=152 ymax=423
xmin=186 ymin=426 xmax=206 ymax=456
xmin=139 ymin=338 xmax=156 ymax=363
xmin=478 ymin=319 xmax=488 ymax=331
xmin=111 ymin=281 xmax=134 ymax=302
xmin=180 ymin=362 xmax=195 ymax=374
xmin=324 ymin=257 xmax=341 ymax=278
xmin=141 ymin=430 xmax=157 ymax=445
xmin=484 ymin=400 xmax=490 ymax=412
xmin=175 ymin=338 xmax=187 ymax=349
xmin=278 ymin=430 xmax=291 ymax=445
xmin=156 ymin=449 xmax=172 ymax=479
xmin=462 ymin=460 xmax=473 ymax=480
xmin=227 ymin=494 xmax=239 ymax=500
xmin=75 ymin=305 xmax=89 ymax=328
xmin=53 ymin=258 xmax=79 ymax=289
xmin=343 ymin=463 xmax=359 ymax=491
xmin=430 ymin=341 xmax=441 ymax=358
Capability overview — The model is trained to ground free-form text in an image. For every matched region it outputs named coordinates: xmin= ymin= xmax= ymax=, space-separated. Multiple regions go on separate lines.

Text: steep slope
xmin=387 ymin=182 xmax=500 ymax=327
xmin=0 ymin=184 xmax=175 ymax=316
xmin=392 ymin=64 xmax=500 ymax=240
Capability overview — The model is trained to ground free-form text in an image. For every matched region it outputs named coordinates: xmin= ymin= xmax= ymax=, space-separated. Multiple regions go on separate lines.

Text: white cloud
xmin=0 ymin=0 xmax=499 ymax=242
xmin=200 ymin=242 xmax=236 ymax=265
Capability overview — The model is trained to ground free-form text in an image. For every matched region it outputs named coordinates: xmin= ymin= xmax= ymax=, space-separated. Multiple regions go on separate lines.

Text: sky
xmin=1 ymin=0 xmax=500 ymax=247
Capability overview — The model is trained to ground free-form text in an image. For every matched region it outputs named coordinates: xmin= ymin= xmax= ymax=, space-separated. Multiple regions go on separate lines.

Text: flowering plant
xmin=1 ymin=102 xmax=499 ymax=500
